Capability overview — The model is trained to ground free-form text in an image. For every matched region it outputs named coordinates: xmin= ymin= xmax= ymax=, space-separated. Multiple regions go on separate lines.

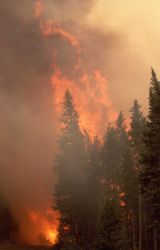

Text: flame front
xmin=46 ymin=229 xmax=57 ymax=245
xmin=22 ymin=2 xmax=119 ymax=246
xmin=28 ymin=209 xmax=59 ymax=245
xmin=39 ymin=19 xmax=117 ymax=137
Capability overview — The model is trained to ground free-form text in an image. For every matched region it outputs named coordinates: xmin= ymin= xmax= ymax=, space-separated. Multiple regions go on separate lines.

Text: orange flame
xmin=25 ymin=4 xmax=118 ymax=246
xmin=51 ymin=67 xmax=117 ymax=137
xmin=41 ymin=21 xmax=81 ymax=54
xmin=28 ymin=209 xmax=59 ymax=245
xmin=39 ymin=20 xmax=117 ymax=137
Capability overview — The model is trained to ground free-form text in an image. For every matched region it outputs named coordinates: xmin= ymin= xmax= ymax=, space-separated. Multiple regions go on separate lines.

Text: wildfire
xmin=46 ymin=229 xmax=57 ymax=245
xmin=39 ymin=20 xmax=117 ymax=137
xmin=24 ymin=2 xmax=118 ymax=246
xmin=51 ymin=68 xmax=117 ymax=137
xmin=39 ymin=17 xmax=117 ymax=138
xmin=41 ymin=21 xmax=81 ymax=54
xmin=28 ymin=209 xmax=59 ymax=245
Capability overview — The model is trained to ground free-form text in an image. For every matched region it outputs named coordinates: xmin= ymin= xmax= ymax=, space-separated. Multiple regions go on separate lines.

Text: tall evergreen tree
xmin=102 ymin=112 xmax=135 ymax=249
xmin=102 ymin=124 xmax=121 ymax=201
xmin=129 ymin=100 xmax=146 ymax=250
xmin=54 ymin=90 xmax=88 ymax=249
xmin=85 ymin=134 xmax=101 ymax=247
xmin=140 ymin=69 xmax=160 ymax=250
xmin=54 ymin=90 xmax=105 ymax=250
xmin=94 ymin=200 xmax=123 ymax=250
xmin=130 ymin=100 xmax=145 ymax=152
xmin=116 ymin=112 xmax=137 ymax=250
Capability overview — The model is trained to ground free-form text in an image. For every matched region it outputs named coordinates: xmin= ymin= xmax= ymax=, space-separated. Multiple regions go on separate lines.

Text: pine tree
xmin=129 ymin=100 xmax=146 ymax=250
xmin=54 ymin=89 xmax=88 ymax=249
xmin=102 ymin=112 xmax=135 ymax=249
xmin=102 ymin=124 xmax=121 ymax=201
xmin=84 ymin=133 xmax=101 ymax=244
xmin=55 ymin=90 xmax=97 ymax=249
xmin=140 ymin=69 xmax=160 ymax=250
xmin=130 ymin=100 xmax=145 ymax=152
xmin=94 ymin=199 xmax=124 ymax=250
xmin=116 ymin=112 xmax=138 ymax=250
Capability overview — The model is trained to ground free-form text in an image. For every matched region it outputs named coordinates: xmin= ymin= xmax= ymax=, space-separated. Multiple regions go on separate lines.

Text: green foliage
xmin=130 ymin=100 xmax=145 ymax=151
xmin=140 ymin=69 xmax=160 ymax=227
xmin=93 ymin=200 xmax=125 ymax=250
xmin=54 ymin=90 xmax=100 ymax=249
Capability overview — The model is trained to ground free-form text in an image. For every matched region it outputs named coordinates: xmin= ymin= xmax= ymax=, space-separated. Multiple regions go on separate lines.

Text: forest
xmin=52 ymin=69 xmax=160 ymax=250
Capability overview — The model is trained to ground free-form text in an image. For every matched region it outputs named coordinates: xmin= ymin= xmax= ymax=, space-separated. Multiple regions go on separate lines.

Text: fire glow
xmin=22 ymin=1 xmax=118 ymax=246
xmin=40 ymin=20 xmax=117 ymax=137
xmin=28 ymin=209 xmax=59 ymax=245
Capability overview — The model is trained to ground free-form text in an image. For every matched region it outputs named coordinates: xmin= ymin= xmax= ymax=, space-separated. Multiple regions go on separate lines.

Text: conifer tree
xmin=85 ymin=134 xmax=101 ymax=246
xmin=130 ymin=100 xmax=145 ymax=152
xmin=102 ymin=112 xmax=135 ymax=249
xmin=140 ymin=69 xmax=160 ymax=250
xmin=102 ymin=124 xmax=121 ymax=201
xmin=116 ymin=112 xmax=137 ymax=250
xmin=54 ymin=90 xmax=88 ymax=249
xmin=129 ymin=100 xmax=145 ymax=250
xmin=94 ymin=200 xmax=123 ymax=250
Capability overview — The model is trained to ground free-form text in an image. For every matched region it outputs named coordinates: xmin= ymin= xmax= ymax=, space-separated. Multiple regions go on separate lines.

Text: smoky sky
xmin=0 ymin=0 xmax=152 ymax=244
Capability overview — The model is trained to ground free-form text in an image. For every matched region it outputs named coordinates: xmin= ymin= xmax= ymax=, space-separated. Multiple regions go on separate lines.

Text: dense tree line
xmin=53 ymin=69 xmax=160 ymax=250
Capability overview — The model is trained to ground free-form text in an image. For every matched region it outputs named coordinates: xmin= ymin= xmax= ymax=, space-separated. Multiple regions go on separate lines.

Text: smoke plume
xmin=0 ymin=0 xmax=154 ymax=245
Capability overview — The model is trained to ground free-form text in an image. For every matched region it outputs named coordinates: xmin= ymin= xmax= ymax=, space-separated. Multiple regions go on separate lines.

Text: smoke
xmin=0 ymin=0 xmax=57 ymax=244
xmin=38 ymin=0 xmax=150 ymax=113
xmin=0 ymin=0 xmax=154 ymax=245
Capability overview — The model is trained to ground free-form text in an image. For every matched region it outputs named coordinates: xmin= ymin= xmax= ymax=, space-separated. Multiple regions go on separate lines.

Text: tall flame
xmin=51 ymin=68 xmax=117 ymax=137
xmin=23 ymin=208 xmax=59 ymax=245
xmin=40 ymin=20 xmax=117 ymax=137
xmin=24 ymin=2 xmax=118 ymax=246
